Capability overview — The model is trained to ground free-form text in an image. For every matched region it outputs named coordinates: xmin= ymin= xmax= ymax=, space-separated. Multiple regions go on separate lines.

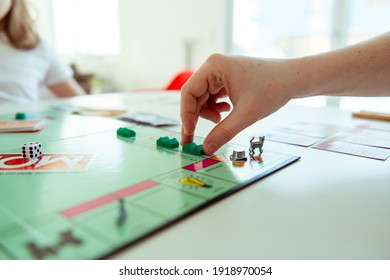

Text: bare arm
xmin=48 ymin=78 xmax=86 ymax=98
xmin=295 ymin=31 xmax=390 ymax=98
xmin=180 ymin=32 xmax=390 ymax=155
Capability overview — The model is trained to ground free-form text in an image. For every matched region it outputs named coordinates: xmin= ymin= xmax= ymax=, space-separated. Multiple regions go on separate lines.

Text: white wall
xmin=30 ymin=0 xmax=229 ymax=92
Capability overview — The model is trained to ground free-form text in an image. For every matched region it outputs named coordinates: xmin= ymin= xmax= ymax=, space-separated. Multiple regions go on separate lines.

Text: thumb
xmin=203 ymin=106 xmax=250 ymax=155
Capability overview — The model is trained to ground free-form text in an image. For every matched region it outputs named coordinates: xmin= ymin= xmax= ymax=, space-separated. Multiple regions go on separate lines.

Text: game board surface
xmin=0 ymin=110 xmax=299 ymax=259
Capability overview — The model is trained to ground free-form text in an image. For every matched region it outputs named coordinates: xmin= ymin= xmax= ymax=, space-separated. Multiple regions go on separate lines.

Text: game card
xmin=312 ymin=138 xmax=390 ymax=160
xmin=329 ymin=132 xmax=390 ymax=149
xmin=119 ymin=112 xmax=180 ymax=127
xmin=356 ymin=122 xmax=390 ymax=132
xmin=51 ymin=105 xmax=127 ymax=117
xmin=348 ymin=126 xmax=390 ymax=140
xmin=274 ymin=122 xmax=345 ymax=138
xmin=265 ymin=122 xmax=345 ymax=147
xmin=0 ymin=120 xmax=45 ymax=133
xmin=265 ymin=130 xmax=322 ymax=147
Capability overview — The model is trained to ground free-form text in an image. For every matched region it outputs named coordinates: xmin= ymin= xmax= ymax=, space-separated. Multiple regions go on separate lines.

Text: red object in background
xmin=165 ymin=69 xmax=194 ymax=90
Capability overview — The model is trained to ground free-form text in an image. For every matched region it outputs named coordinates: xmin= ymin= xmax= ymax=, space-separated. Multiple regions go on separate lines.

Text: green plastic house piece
xmin=182 ymin=142 xmax=204 ymax=155
xmin=166 ymin=138 xmax=179 ymax=149
xmin=157 ymin=137 xmax=179 ymax=149
xmin=183 ymin=142 xmax=197 ymax=154
xmin=156 ymin=136 xmax=170 ymax=147
xmin=192 ymin=144 xmax=204 ymax=156
xmin=117 ymin=127 xmax=136 ymax=138
xmin=15 ymin=112 xmax=26 ymax=120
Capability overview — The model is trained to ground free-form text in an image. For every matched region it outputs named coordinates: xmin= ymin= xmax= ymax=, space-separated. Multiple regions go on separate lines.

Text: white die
xmin=22 ymin=142 xmax=43 ymax=159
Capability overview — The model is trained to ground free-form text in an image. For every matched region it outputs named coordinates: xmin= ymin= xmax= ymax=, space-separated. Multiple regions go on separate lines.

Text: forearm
xmin=48 ymin=79 xmax=86 ymax=98
xmin=291 ymin=32 xmax=390 ymax=99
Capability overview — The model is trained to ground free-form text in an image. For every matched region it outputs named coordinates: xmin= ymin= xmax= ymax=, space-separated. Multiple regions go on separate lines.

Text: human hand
xmin=180 ymin=54 xmax=296 ymax=155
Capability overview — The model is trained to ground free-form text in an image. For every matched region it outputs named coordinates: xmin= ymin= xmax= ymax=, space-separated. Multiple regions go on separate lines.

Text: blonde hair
xmin=1 ymin=0 xmax=40 ymax=49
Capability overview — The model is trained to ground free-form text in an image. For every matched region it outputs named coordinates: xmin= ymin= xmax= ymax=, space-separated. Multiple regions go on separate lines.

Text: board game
xmin=0 ymin=110 xmax=299 ymax=260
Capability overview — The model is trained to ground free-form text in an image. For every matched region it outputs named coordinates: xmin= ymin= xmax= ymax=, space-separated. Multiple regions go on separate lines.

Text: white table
xmin=1 ymin=91 xmax=389 ymax=259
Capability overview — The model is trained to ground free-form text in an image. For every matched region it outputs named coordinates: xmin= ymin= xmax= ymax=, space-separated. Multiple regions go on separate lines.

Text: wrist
xmin=278 ymin=57 xmax=317 ymax=101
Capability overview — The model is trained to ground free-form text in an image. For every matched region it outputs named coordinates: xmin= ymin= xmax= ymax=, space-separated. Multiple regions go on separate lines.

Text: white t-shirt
xmin=0 ymin=36 xmax=73 ymax=104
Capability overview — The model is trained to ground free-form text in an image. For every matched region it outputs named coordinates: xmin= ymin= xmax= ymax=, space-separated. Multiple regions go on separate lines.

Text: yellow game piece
xmin=180 ymin=177 xmax=210 ymax=188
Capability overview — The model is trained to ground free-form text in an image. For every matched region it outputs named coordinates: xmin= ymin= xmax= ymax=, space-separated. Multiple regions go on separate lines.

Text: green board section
xmin=0 ymin=111 xmax=299 ymax=259
xmin=0 ymin=249 xmax=9 ymax=260
xmin=0 ymin=110 xmax=124 ymax=151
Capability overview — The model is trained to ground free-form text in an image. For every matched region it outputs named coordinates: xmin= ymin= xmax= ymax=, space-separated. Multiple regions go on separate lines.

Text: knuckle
xmin=208 ymin=53 xmax=225 ymax=64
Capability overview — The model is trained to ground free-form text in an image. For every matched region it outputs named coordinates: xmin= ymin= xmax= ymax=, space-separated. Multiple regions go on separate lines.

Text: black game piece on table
xmin=117 ymin=198 xmax=127 ymax=225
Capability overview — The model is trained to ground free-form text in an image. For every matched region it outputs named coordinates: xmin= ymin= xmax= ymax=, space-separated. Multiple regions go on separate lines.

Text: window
xmin=52 ymin=0 xmax=121 ymax=57
xmin=340 ymin=0 xmax=390 ymax=112
xmin=232 ymin=0 xmax=333 ymax=57
xmin=231 ymin=0 xmax=390 ymax=111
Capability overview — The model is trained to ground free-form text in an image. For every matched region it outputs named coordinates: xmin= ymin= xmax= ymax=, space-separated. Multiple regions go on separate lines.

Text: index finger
xmin=180 ymin=74 xmax=207 ymax=145
xmin=180 ymin=68 xmax=226 ymax=145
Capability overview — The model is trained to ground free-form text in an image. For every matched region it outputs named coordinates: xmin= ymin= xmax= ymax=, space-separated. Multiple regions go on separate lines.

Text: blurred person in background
xmin=0 ymin=0 xmax=85 ymax=104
